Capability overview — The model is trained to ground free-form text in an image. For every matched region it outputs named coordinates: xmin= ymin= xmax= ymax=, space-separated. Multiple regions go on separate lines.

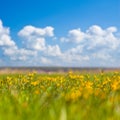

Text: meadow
xmin=0 ymin=70 xmax=120 ymax=120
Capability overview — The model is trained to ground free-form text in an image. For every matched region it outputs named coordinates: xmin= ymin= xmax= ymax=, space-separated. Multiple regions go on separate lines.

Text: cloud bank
xmin=0 ymin=20 xmax=120 ymax=67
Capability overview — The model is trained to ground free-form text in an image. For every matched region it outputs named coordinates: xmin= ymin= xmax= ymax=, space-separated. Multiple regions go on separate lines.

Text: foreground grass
xmin=0 ymin=71 xmax=120 ymax=120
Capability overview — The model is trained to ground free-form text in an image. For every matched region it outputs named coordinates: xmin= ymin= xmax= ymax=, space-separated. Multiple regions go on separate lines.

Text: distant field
xmin=0 ymin=71 xmax=120 ymax=120
xmin=0 ymin=67 xmax=120 ymax=74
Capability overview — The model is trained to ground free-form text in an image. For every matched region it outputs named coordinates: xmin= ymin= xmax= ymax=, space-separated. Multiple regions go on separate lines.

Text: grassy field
xmin=0 ymin=71 xmax=120 ymax=120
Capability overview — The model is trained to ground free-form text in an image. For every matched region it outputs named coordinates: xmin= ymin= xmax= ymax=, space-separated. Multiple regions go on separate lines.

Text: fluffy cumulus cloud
xmin=18 ymin=25 xmax=54 ymax=51
xmin=0 ymin=20 xmax=62 ymax=65
xmin=0 ymin=19 xmax=120 ymax=67
xmin=0 ymin=20 xmax=38 ymax=62
xmin=60 ymin=25 xmax=120 ymax=66
xmin=61 ymin=28 xmax=85 ymax=43
xmin=44 ymin=45 xmax=62 ymax=57
xmin=61 ymin=25 xmax=119 ymax=50
xmin=86 ymin=25 xmax=119 ymax=50
xmin=3 ymin=47 xmax=37 ymax=61
xmin=0 ymin=20 xmax=15 ymax=47
xmin=18 ymin=25 xmax=54 ymax=37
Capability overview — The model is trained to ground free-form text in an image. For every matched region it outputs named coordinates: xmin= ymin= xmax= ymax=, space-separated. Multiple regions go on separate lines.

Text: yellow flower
xmin=85 ymin=81 xmax=93 ymax=89
xmin=31 ymin=81 xmax=39 ymax=86
xmin=34 ymin=89 xmax=40 ymax=94
xmin=111 ymin=81 xmax=119 ymax=91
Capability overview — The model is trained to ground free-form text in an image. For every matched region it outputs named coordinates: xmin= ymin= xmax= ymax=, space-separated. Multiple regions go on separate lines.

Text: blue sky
xmin=0 ymin=0 xmax=120 ymax=67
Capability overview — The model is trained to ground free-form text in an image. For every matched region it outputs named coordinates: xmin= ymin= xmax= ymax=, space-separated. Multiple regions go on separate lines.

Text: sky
xmin=0 ymin=0 xmax=120 ymax=67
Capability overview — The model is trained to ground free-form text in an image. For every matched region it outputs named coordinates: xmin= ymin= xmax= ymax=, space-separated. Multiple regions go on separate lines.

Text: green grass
xmin=0 ymin=72 xmax=120 ymax=120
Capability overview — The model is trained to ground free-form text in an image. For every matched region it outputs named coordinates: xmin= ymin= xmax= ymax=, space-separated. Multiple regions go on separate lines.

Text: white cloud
xmin=18 ymin=25 xmax=54 ymax=51
xmin=3 ymin=46 xmax=37 ymax=61
xmin=87 ymin=25 xmax=105 ymax=36
xmin=44 ymin=26 xmax=54 ymax=37
xmin=86 ymin=25 xmax=119 ymax=50
xmin=92 ymin=50 xmax=112 ymax=60
xmin=0 ymin=20 xmax=37 ymax=61
xmin=66 ymin=45 xmax=84 ymax=54
xmin=60 ymin=52 xmax=89 ymax=64
xmin=44 ymin=45 xmax=62 ymax=57
xmin=18 ymin=25 xmax=54 ymax=37
xmin=0 ymin=19 xmax=120 ymax=67
xmin=40 ymin=57 xmax=52 ymax=64
xmin=61 ymin=28 xmax=85 ymax=43
xmin=106 ymin=27 xmax=117 ymax=33
xmin=68 ymin=29 xmax=85 ymax=43
xmin=0 ymin=20 xmax=16 ymax=47
xmin=22 ymin=37 xmax=46 ymax=51
xmin=60 ymin=25 xmax=120 ymax=64
xmin=61 ymin=25 xmax=119 ymax=51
